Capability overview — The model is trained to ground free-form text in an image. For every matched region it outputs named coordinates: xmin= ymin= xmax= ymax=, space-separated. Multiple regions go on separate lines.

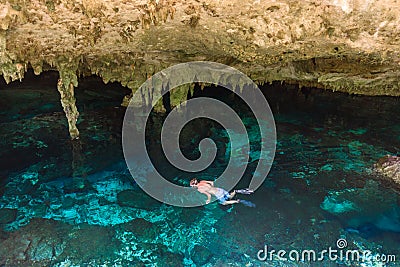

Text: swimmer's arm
xmin=205 ymin=193 xmax=211 ymax=204
xmin=197 ymin=188 xmax=212 ymax=204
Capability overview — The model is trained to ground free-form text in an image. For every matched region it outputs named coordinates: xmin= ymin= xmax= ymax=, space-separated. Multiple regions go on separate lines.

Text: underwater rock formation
xmin=321 ymin=179 xmax=400 ymax=233
xmin=0 ymin=208 xmax=17 ymax=225
xmin=191 ymin=245 xmax=213 ymax=266
xmin=374 ymin=154 xmax=400 ymax=192
xmin=0 ymin=218 xmax=124 ymax=266
xmin=1 ymin=0 xmax=400 ymax=137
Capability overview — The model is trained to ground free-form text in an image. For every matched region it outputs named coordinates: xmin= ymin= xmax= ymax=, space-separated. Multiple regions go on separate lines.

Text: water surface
xmin=0 ymin=73 xmax=399 ymax=266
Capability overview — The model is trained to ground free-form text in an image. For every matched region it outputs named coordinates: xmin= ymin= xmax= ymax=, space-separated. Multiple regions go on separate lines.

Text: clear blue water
xmin=0 ymin=72 xmax=400 ymax=266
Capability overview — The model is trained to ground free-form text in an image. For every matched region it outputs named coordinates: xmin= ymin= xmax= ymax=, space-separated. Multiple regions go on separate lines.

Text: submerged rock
xmin=320 ymin=179 xmax=400 ymax=232
xmin=60 ymin=223 xmax=121 ymax=263
xmin=0 ymin=218 xmax=68 ymax=265
xmin=137 ymin=243 xmax=184 ymax=266
xmin=117 ymin=189 xmax=161 ymax=210
xmin=0 ymin=218 xmax=123 ymax=266
xmin=159 ymin=250 xmax=184 ymax=267
xmin=0 ymin=208 xmax=17 ymax=225
xmin=374 ymin=155 xmax=400 ymax=192
xmin=119 ymin=218 xmax=159 ymax=241
xmin=27 ymin=236 xmax=62 ymax=261
xmin=191 ymin=245 xmax=213 ymax=266
xmin=180 ymin=206 xmax=205 ymax=225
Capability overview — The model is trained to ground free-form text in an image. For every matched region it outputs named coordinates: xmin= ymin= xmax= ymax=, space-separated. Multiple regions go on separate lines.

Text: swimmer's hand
xmin=206 ymin=199 xmax=210 ymax=204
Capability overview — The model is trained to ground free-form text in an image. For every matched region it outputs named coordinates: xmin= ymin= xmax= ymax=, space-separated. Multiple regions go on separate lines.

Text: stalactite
xmin=169 ymin=84 xmax=191 ymax=109
xmin=188 ymin=83 xmax=195 ymax=99
xmin=55 ymin=57 xmax=80 ymax=140
xmin=57 ymin=73 xmax=80 ymax=140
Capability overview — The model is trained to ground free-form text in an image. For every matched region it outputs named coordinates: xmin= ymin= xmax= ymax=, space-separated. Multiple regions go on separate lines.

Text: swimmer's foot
xmin=239 ymin=199 xmax=256 ymax=208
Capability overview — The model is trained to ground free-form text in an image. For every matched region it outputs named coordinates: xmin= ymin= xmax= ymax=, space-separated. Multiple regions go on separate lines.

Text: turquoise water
xmin=0 ymin=72 xmax=400 ymax=266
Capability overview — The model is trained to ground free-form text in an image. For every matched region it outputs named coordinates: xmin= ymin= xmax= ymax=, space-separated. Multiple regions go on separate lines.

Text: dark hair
xmin=190 ymin=178 xmax=198 ymax=186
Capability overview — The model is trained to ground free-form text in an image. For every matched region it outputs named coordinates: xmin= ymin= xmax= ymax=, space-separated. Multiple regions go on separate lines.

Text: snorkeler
xmin=189 ymin=178 xmax=255 ymax=206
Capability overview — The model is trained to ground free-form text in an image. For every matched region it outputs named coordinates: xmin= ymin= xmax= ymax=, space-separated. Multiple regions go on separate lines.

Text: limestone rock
xmin=117 ymin=189 xmax=161 ymax=210
xmin=1 ymin=0 xmax=400 ymax=136
xmin=374 ymin=154 xmax=400 ymax=191
xmin=139 ymin=243 xmax=184 ymax=266
xmin=119 ymin=218 xmax=159 ymax=241
xmin=0 ymin=219 xmax=67 ymax=265
xmin=60 ymin=223 xmax=121 ymax=263
xmin=0 ymin=218 xmax=124 ymax=266
xmin=0 ymin=208 xmax=17 ymax=225
xmin=191 ymin=245 xmax=213 ymax=266
xmin=1 ymin=0 xmax=399 ymax=96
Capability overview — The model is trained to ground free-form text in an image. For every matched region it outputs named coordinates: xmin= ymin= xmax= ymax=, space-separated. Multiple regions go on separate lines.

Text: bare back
xmin=196 ymin=181 xmax=219 ymax=195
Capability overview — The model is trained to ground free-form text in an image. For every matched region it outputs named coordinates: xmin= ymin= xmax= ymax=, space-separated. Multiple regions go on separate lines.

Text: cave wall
xmin=1 ymin=0 xmax=399 ymax=138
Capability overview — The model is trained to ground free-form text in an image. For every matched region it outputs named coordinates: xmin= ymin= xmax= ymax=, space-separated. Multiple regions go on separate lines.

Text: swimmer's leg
xmin=221 ymin=199 xmax=240 ymax=205
xmin=228 ymin=191 xmax=236 ymax=199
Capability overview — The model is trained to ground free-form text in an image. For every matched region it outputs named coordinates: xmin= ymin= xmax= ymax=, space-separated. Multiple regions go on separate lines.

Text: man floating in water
xmin=189 ymin=178 xmax=256 ymax=207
